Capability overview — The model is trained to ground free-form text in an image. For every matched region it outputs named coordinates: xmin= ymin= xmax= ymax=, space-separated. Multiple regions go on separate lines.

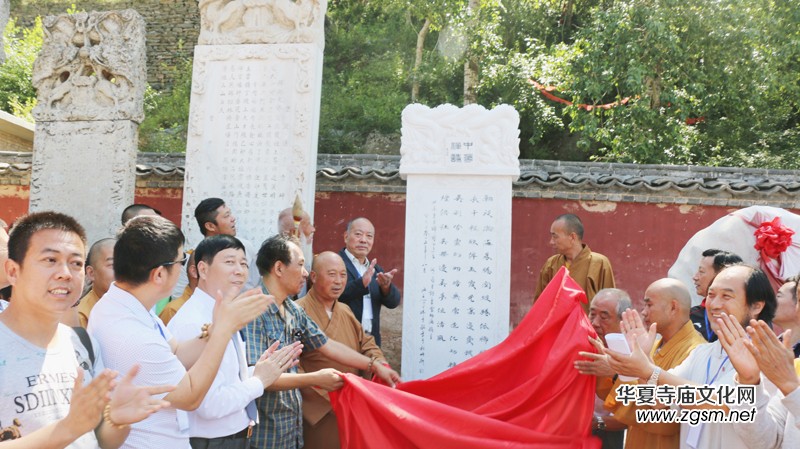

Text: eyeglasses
xmin=151 ymin=252 xmax=189 ymax=271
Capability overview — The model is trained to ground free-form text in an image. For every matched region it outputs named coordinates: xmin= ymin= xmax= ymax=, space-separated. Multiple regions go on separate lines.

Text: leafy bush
xmin=0 ymin=16 xmax=42 ymax=122
xmin=138 ymin=56 xmax=192 ymax=153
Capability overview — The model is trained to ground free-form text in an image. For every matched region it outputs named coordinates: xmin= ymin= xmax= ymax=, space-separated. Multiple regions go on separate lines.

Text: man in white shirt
xmin=168 ymin=234 xmax=301 ymax=449
xmin=1 ymin=211 xmax=172 ymax=448
xmin=607 ymin=264 xmax=777 ymax=449
xmin=89 ymin=215 xmax=273 ymax=449
xmin=723 ymin=289 xmax=800 ymax=448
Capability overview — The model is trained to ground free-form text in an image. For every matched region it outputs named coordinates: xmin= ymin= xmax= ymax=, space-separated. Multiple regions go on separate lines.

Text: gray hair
xmin=593 ymin=288 xmax=632 ymax=319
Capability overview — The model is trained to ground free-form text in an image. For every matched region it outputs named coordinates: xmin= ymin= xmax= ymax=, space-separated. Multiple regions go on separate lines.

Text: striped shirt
xmin=243 ymin=288 xmax=328 ymax=449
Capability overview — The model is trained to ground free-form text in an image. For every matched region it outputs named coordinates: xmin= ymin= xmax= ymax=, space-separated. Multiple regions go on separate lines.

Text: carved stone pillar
xmin=180 ymin=0 xmax=327 ymax=248
xmin=29 ymin=10 xmax=146 ymax=244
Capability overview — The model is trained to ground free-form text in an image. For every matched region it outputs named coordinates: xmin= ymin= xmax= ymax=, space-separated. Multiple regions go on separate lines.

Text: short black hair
xmin=121 ymin=204 xmax=162 ymax=225
xmin=86 ymin=238 xmax=115 ymax=267
xmin=555 ymin=213 xmax=584 ymax=240
xmin=114 ymin=215 xmax=185 ymax=286
xmin=784 ymin=274 xmax=800 ymax=304
xmin=256 ymin=234 xmax=298 ymax=276
xmin=701 ymin=249 xmax=743 ymax=274
xmin=740 ymin=266 xmax=777 ymax=323
xmin=194 ymin=198 xmax=225 ymax=236
xmin=194 ymin=235 xmax=245 ymax=268
xmin=8 ymin=212 xmax=87 ymax=264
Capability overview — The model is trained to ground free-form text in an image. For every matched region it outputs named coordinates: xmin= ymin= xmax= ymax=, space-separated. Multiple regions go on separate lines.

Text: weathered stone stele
xmin=181 ymin=0 xmax=326 ymax=247
xmin=198 ymin=0 xmax=325 ymax=45
xmin=0 ymin=0 xmax=9 ymax=65
xmin=400 ymin=103 xmax=520 ymax=380
xmin=29 ymin=10 xmax=146 ymax=244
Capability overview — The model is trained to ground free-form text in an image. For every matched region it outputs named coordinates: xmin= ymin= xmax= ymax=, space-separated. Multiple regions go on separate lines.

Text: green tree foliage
xmin=138 ymin=56 xmax=192 ymax=153
xmin=0 ymin=16 xmax=42 ymax=122
xmin=530 ymin=0 xmax=800 ymax=166
xmin=3 ymin=1 xmax=800 ymax=166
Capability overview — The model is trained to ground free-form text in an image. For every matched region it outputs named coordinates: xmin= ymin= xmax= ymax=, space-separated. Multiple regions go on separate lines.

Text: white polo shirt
xmin=88 ymin=283 xmax=189 ymax=449
xmin=167 ymin=288 xmax=263 ymax=438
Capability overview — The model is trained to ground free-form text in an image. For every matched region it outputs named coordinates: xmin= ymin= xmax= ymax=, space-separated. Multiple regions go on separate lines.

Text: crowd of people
xmin=2 ymin=206 xmax=800 ymax=449
xmin=0 ymin=198 xmax=401 ymax=449
xmin=541 ymin=213 xmax=800 ymax=449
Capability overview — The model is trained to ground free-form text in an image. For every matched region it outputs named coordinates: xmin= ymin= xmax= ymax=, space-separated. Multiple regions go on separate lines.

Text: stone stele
xmin=29 ymin=10 xmax=146 ymax=245
xmin=181 ymin=2 xmax=326 ymax=248
xmin=198 ymin=0 xmax=326 ymax=45
xmin=0 ymin=0 xmax=8 ymax=65
xmin=399 ymin=103 xmax=521 ymax=380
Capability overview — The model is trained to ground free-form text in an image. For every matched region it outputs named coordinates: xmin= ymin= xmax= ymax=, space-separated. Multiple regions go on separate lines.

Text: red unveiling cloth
xmin=330 ymin=267 xmax=600 ymax=449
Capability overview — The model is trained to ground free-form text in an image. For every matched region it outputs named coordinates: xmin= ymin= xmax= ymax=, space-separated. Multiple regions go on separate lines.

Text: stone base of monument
xmin=379 ymin=304 xmax=403 ymax=372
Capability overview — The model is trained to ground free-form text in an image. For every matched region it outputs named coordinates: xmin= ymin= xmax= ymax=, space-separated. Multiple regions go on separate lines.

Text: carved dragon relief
xmin=32 ymin=10 xmax=146 ymax=122
xmin=198 ymin=0 xmax=326 ymax=45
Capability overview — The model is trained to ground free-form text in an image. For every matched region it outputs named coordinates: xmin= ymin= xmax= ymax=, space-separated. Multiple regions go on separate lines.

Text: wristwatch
xmin=593 ymin=415 xmax=606 ymax=431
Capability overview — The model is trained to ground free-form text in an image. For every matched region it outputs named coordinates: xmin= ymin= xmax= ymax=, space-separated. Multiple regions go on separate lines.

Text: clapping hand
xmin=64 ymin=368 xmax=114 ymax=435
xmin=605 ymin=337 xmax=655 ymax=380
xmin=376 ymin=268 xmax=397 ymax=294
xmin=213 ymin=288 xmax=273 ymax=336
xmin=716 ymin=313 xmax=760 ymax=385
xmin=107 ymin=365 xmax=174 ymax=426
xmin=745 ymin=320 xmax=799 ymax=395
xmin=254 ymin=341 xmax=303 ymax=388
xmin=621 ymin=309 xmax=657 ymax=356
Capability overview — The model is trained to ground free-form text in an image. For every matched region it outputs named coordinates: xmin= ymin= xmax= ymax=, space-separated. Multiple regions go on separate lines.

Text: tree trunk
xmin=463 ymin=0 xmax=480 ymax=105
xmin=463 ymin=57 xmax=479 ymax=105
xmin=562 ymin=0 xmax=575 ymax=30
xmin=646 ymin=64 xmax=662 ymax=109
xmin=411 ymin=18 xmax=431 ymax=103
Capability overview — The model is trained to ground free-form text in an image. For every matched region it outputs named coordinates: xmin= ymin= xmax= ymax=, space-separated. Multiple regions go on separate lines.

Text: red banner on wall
xmin=330 ymin=267 xmax=601 ymax=449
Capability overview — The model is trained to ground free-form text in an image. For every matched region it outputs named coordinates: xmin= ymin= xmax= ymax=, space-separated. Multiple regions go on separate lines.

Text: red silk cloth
xmin=528 ymin=78 xmax=634 ymax=111
xmin=330 ymin=267 xmax=600 ymax=449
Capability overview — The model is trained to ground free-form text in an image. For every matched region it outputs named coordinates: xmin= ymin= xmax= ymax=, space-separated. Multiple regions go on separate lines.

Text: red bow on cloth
xmin=330 ymin=267 xmax=600 ymax=449
xmin=754 ymin=217 xmax=795 ymax=260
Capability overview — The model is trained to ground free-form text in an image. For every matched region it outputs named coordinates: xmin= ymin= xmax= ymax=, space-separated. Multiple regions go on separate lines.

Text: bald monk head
xmin=278 ymin=208 xmax=315 ymax=242
xmin=641 ymin=278 xmax=693 ymax=342
xmin=309 ymin=251 xmax=347 ymax=305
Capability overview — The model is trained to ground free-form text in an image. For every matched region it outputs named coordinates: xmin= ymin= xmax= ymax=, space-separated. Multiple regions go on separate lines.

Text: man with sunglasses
xmin=89 ymin=215 xmax=273 ymax=448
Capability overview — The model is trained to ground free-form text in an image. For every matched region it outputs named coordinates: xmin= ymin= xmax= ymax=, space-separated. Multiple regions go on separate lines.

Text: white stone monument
xmin=400 ymin=103 xmax=520 ymax=380
xmin=181 ymin=0 xmax=326 ymax=247
xmin=0 ymin=0 xmax=9 ymax=65
xmin=29 ymin=10 xmax=146 ymax=243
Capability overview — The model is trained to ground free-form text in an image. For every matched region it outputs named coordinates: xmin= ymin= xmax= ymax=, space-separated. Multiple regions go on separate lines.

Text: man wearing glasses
xmin=89 ymin=215 xmax=273 ymax=449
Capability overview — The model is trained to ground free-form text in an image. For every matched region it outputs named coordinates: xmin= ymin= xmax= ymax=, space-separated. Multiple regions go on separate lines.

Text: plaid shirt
xmin=244 ymin=290 xmax=328 ymax=449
